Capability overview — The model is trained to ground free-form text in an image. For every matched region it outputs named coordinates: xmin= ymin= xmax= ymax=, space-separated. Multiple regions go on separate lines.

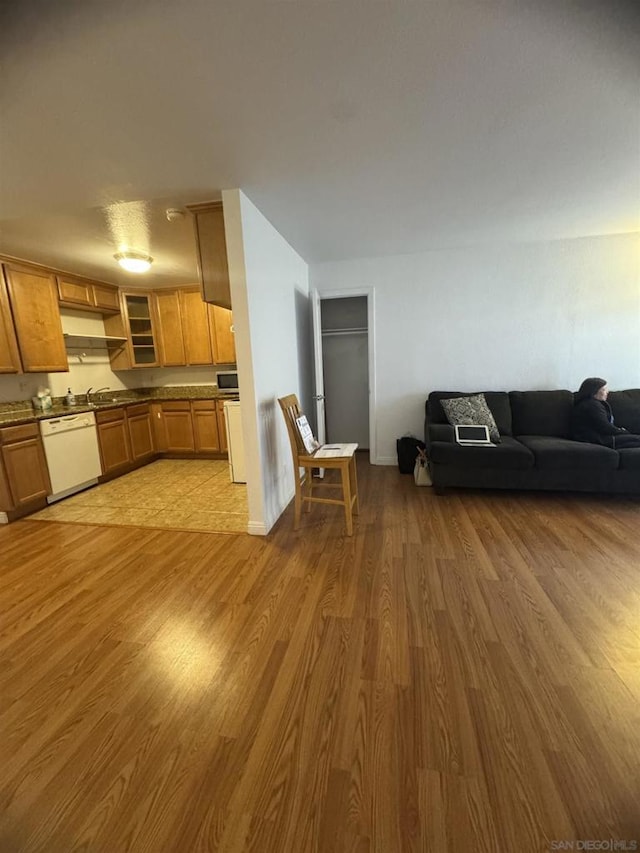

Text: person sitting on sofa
xmin=571 ymin=377 xmax=640 ymax=449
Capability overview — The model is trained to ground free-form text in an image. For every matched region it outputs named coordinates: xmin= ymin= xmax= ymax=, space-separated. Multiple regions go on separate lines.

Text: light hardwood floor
xmin=1 ymin=461 xmax=639 ymax=852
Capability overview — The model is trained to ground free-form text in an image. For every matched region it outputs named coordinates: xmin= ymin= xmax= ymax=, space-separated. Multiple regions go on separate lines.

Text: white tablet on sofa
xmin=454 ymin=424 xmax=495 ymax=446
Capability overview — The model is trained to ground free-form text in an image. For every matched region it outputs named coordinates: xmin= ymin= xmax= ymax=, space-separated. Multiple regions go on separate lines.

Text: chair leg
xmin=350 ymin=455 xmax=359 ymax=516
xmin=341 ymin=460 xmax=353 ymax=536
xmin=294 ymin=472 xmax=303 ymax=530
xmin=303 ymin=468 xmax=313 ymax=513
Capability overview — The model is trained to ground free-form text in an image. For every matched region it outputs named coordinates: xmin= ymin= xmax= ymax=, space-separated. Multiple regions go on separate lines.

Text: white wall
xmin=311 ymin=232 xmax=640 ymax=464
xmin=223 ymin=189 xmax=310 ymax=535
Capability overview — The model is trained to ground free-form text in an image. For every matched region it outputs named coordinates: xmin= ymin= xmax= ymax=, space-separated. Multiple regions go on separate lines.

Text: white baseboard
xmin=247 ymin=520 xmax=268 ymax=536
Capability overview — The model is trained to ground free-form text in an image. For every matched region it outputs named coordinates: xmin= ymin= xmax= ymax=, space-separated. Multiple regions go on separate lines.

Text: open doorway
xmin=315 ymin=293 xmax=373 ymax=456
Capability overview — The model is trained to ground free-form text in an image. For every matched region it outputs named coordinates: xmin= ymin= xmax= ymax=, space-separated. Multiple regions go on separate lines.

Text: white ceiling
xmin=0 ymin=0 xmax=638 ymax=286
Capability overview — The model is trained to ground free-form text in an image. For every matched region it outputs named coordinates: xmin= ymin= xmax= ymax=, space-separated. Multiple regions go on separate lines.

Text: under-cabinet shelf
xmin=64 ymin=333 xmax=128 ymax=350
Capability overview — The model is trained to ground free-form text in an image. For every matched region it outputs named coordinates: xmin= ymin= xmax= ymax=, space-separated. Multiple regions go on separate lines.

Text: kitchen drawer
xmin=161 ymin=401 xmax=191 ymax=412
xmin=0 ymin=422 xmax=39 ymax=444
xmin=126 ymin=403 xmax=150 ymax=418
xmin=191 ymin=400 xmax=216 ymax=412
xmin=96 ymin=407 xmax=126 ymax=424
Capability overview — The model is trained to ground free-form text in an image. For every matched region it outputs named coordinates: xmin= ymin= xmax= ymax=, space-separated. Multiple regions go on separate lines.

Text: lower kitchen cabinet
xmin=154 ymin=400 xmax=229 ymax=456
xmin=127 ymin=404 xmax=154 ymax=461
xmin=162 ymin=402 xmax=195 ymax=452
xmin=0 ymin=422 xmax=51 ymax=511
xmin=192 ymin=401 xmax=220 ymax=452
xmin=0 ymin=397 xmax=232 ymax=519
xmin=96 ymin=409 xmax=132 ymax=475
xmin=150 ymin=403 xmax=167 ymax=451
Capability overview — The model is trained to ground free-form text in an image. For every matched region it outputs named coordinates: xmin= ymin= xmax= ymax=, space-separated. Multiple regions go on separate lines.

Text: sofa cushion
xmin=617 ymin=448 xmax=640 ymax=472
xmin=510 ymin=391 xmax=573 ymax=437
xmin=427 ymin=391 xmax=512 ymax=435
xmin=517 ymin=435 xmax=619 ymax=471
xmin=609 ymin=390 xmax=640 ymax=433
xmin=429 ymin=436 xmax=534 ymax=470
xmin=441 ymin=394 xmax=501 ymax=442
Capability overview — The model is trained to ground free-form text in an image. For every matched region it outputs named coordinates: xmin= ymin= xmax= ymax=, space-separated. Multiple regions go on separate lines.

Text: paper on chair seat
xmin=314 ymin=443 xmax=358 ymax=458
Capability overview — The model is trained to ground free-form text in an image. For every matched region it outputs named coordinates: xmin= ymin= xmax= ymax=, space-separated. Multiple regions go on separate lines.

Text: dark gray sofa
xmin=425 ymin=389 xmax=640 ymax=494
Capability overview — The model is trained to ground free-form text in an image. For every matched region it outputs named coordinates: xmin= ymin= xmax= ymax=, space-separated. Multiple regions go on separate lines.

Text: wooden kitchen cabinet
xmin=0 ymin=423 xmax=51 ymax=510
xmin=181 ymin=288 xmax=214 ymax=365
xmin=154 ymin=290 xmax=186 ymax=366
xmin=96 ymin=408 xmax=132 ymax=475
xmin=57 ymin=276 xmax=93 ymax=308
xmin=2 ymin=263 xmax=68 ymax=372
xmin=209 ymin=305 xmax=236 ymax=364
xmin=192 ymin=401 xmax=220 ymax=452
xmin=187 ymin=201 xmax=231 ymax=309
xmin=105 ymin=291 xmax=159 ymax=369
xmin=126 ymin=404 xmax=155 ymax=461
xmin=150 ymin=403 xmax=167 ymax=452
xmin=122 ymin=293 xmax=159 ymax=367
xmin=162 ymin=402 xmax=195 ymax=452
xmin=0 ymin=270 xmax=22 ymax=374
xmin=92 ymin=283 xmax=120 ymax=313
xmin=58 ymin=276 xmax=120 ymax=314
xmin=153 ymin=286 xmax=223 ymax=367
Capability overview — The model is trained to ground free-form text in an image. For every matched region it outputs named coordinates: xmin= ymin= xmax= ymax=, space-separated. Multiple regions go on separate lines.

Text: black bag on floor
xmin=397 ymin=435 xmax=426 ymax=474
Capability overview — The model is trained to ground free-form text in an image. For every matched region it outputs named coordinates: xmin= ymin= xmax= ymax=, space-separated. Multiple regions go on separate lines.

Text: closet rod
xmin=321 ymin=327 xmax=368 ymax=337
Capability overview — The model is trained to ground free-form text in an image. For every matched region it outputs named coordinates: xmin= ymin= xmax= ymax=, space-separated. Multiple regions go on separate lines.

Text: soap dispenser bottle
xmin=65 ymin=387 xmax=76 ymax=406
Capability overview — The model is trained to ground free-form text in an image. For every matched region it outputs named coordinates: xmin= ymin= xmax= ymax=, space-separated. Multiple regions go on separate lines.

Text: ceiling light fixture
xmin=114 ymin=251 xmax=153 ymax=273
xmin=165 ymin=208 xmax=185 ymax=222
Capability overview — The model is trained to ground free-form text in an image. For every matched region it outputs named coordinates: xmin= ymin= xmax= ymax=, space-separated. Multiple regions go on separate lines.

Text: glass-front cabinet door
xmin=123 ymin=293 xmax=159 ymax=366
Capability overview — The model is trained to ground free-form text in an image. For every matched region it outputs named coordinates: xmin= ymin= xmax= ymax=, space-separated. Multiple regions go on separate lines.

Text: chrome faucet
xmin=86 ymin=386 xmax=110 ymax=405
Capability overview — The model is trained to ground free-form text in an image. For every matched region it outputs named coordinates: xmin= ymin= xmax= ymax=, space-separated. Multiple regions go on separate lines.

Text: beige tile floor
xmin=33 ymin=459 xmax=248 ymax=534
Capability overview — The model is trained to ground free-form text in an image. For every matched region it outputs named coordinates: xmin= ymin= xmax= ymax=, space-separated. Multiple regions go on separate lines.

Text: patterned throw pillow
xmin=441 ymin=394 xmax=501 ymax=443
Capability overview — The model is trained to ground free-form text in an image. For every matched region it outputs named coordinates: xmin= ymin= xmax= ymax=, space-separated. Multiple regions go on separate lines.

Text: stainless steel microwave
xmin=216 ymin=370 xmax=239 ymax=393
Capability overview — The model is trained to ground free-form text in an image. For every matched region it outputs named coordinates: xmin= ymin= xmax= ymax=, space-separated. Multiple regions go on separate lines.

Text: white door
xmin=311 ymin=288 xmax=326 ymax=445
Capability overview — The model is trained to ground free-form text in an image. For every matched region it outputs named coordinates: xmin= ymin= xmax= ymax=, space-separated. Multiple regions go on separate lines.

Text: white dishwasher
xmin=40 ymin=411 xmax=102 ymax=503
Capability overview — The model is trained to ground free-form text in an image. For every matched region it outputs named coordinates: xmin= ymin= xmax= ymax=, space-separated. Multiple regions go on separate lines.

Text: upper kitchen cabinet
xmin=154 ymin=287 xmax=212 ymax=366
xmin=57 ymin=275 xmax=93 ymax=309
xmin=2 ymin=263 xmax=68 ymax=372
xmin=122 ymin=292 xmax=159 ymax=367
xmin=209 ymin=305 xmax=236 ymax=364
xmin=181 ymin=287 xmax=214 ymax=365
xmin=105 ymin=291 xmax=159 ymax=369
xmin=153 ymin=286 xmax=234 ymax=367
xmin=154 ymin=289 xmax=186 ymax=366
xmin=0 ymin=270 xmax=21 ymax=373
xmin=92 ymin=283 xmax=121 ymax=313
xmin=187 ymin=201 xmax=231 ymax=309
xmin=57 ymin=275 xmax=120 ymax=314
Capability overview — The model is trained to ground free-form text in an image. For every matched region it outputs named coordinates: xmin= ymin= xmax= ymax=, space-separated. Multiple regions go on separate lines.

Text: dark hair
xmin=576 ymin=377 xmax=607 ymax=402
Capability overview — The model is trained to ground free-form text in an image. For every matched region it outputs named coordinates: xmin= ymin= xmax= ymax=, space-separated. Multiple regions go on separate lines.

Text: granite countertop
xmin=0 ymin=386 xmax=240 ymax=428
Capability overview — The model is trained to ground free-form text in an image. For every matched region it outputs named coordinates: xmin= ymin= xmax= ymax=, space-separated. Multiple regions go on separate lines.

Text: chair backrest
xmin=278 ymin=394 xmax=307 ymax=460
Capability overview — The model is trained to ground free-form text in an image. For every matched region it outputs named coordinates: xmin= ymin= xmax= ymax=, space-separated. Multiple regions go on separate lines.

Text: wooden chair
xmin=278 ymin=394 xmax=359 ymax=535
